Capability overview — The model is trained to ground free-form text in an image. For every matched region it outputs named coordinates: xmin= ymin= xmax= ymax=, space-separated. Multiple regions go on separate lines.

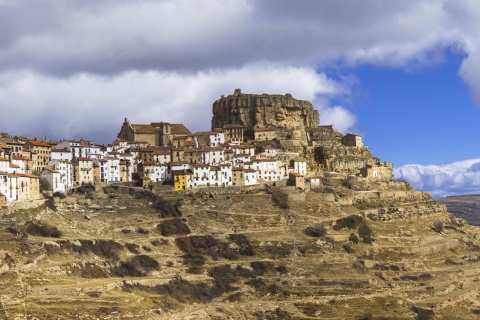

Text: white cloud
xmin=0 ymin=65 xmax=351 ymax=143
xmin=395 ymin=159 xmax=480 ymax=197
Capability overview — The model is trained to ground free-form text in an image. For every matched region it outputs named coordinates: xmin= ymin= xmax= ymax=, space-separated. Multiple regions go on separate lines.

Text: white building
xmin=56 ymin=140 xmax=101 ymax=159
xmin=293 ymin=158 xmax=307 ymax=176
xmin=244 ymin=168 xmax=257 ymax=186
xmin=191 ymin=164 xmax=210 ymax=188
xmin=40 ymin=168 xmax=65 ymax=194
xmin=51 ymin=148 xmax=73 ymax=161
xmin=48 ymin=159 xmax=73 ymax=191
xmin=253 ymin=159 xmax=278 ymax=182
xmin=141 ymin=162 xmax=171 ymax=183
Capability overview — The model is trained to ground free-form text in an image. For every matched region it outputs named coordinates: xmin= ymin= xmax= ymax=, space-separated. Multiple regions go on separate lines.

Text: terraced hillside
xmin=1 ymin=177 xmax=480 ymax=319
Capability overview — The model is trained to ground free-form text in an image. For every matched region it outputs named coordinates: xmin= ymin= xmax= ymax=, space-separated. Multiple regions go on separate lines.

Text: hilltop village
xmin=0 ymin=90 xmax=393 ymax=207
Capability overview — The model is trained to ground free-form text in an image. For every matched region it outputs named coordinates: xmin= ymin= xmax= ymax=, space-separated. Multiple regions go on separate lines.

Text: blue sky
xmin=1 ymin=0 xmax=480 ymax=197
xmin=352 ymin=50 xmax=478 ymax=166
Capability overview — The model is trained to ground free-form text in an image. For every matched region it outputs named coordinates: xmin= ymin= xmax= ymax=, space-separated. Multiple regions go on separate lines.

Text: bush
xmin=115 ymin=255 xmax=160 ymax=277
xmin=53 ymin=191 xmax=66 ymax=199
xmin=6 ymin=226 xmax=19 ymax=236
xmin=125 ymin=243 xmax=140 ymax=254
xmin=228 ymin=234 xmax=254 ymax=256
xmin=72 ymin=239 xmax=123 ymax=259
xmin=270 ymin=188 xmax=289 ymax=209
xmin=158 ymin=218 xmax=191 ymax=236
xmin=25 ymin=222 xmax=62 ymax=238
xmin=304 ymin=224 xmax=327 ymax=237
xmin=136 ymin=227 xmax=149 ymax=234
xmin=433 ymin=220 xmax=444 ymax=233
xmin=349 ymin=233 xmax=359 ymax=244
xmin=333 ymin=215 xmax=364 ymax=230
xmin=153 ymin=198 xmax=182 ymax=218
xmin=175 ymin=235 xmax=238 ymax=261
xmin=342 ymin=244 xmax=353 ymax=254
xmin=358 ymin=223 xmax=374 ymax=244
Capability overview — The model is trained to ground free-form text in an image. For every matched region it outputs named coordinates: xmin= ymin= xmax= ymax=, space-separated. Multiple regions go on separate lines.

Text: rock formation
xmin=211 ymin=89 xmax=320 ymax=140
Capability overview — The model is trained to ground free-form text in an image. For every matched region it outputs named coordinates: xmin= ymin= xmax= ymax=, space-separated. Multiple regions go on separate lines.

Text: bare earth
xmin=1 ymin=179 xmax=480 ymax=319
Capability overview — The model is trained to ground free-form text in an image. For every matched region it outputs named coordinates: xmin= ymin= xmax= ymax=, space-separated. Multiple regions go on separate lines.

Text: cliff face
xmin=211 ymin=89 xmax=320 ymax=138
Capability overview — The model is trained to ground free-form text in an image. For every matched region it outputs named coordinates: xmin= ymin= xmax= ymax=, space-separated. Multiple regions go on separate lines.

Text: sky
xmin=1 ymin=0 xmax=480 ymax=197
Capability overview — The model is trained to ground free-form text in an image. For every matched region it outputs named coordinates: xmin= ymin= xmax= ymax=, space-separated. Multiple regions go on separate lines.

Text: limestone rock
xmin=211 ymin=89 xmax=320 ymax=140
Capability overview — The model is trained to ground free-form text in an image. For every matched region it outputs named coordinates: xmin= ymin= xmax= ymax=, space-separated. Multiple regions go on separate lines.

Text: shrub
xmin=71 ymin=239 xmax=123 ymax=259
xmin=333 ymin=215 xmax=363 ymax=230
xmin=136 ymin=227 xmax=149 ymax=234
xmin=270 ymin=188 xmax=289 ymax=209
xmin=304 ymin=224 xmax=327 ymax=237
xmin=25 ymin=222 xmax=62 ymax=238
xmin=125 ymin=243 xmax=140 ymax=254
xmin=158 ymin=218 xmax=191 ymax=236
xmin=360 ymin=313 xmax=373 ymax=320
xmin=358 ymin=223 xmax=374 ymax=244
xmin=433 ymin=220 xmax=444 ymax=233
xmin=52 ymin=191 xmax=66 ymax=199
xmin=175 ymin=235 xmax=238 ymax=261
xmin=115 ymin=255 xmax=160 ymax=277
xmin=349 ymin=233 xmax=359 ymax=244
xmin=6 ymin=226 xmax=19 ymax=236
xmin=342 ymin=244 xmax=353 ymax=254
xmin=153 ymin=198 xmax=182 ymax=218
xmin=228 ymin=234 xmax=254 ymax=256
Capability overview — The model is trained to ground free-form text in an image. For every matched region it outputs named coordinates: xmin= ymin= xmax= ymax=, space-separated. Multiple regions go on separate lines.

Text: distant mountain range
xmin=436 ymin=194 xmax=480 ymax=226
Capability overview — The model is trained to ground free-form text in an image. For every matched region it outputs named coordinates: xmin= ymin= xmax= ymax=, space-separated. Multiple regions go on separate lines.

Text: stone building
xmin=117 ymin=118 xmax=193 ymax=147
xmin=24 ymin=140 xmax=52 ymax=174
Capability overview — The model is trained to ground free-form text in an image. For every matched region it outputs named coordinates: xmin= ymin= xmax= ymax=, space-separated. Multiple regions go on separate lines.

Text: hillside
xmin=436 ymin=194 xmax=480 ymax=226
xmin=1 ymin=178 xmax=480 ymax=319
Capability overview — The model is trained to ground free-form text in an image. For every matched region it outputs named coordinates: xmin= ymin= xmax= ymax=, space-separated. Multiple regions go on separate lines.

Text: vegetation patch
xmin=304 ymin=224 xmax=327 ymax=237
xmin=70 ymin=262 xmax=109 ymax=278
xmin=175 ymin=235 xmax=238 ymax=262
xmin=252 ymin=308 xmax=292 ymax=320
xmin=270 ymin=187 xmax=289 ymax=209
xmin=25 ymin=221 xmax=62 ymax=238
xmin=115 ymin=255 xmax=160 ymax=277
xmin=158 ymin=218 xmax=191 ymax=236
xmin=333 ymin=215 xmax=363 ymax=230
xmin=228 ymin=234 xmax=254 ymax=256
xmin=153 ymin=198 xmax=183 ymax=218
xmin=125 ymin=243 xmax=141 ymax=254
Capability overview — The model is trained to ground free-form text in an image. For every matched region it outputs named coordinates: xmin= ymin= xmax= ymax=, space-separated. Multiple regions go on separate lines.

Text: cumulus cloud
xmin=0 ymin=65 xmax=350 ymax=143
xmin=0 ymin=0 xmax=461 ymax=75
xmin=2 ymin=0 xmax=480 ymax=145
xmin=395 ymin=159 xmax=480 ymax=198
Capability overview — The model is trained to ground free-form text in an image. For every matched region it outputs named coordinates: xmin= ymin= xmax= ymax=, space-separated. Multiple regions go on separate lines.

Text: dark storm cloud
xmin=0 ymin=0 xmax=458 ymax=76
xmin=1 ymin=0 xmax=480 ymax=148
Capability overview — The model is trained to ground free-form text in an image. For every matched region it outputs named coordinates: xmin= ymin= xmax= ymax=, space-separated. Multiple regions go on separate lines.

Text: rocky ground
xmin=1 ymin=177 xmax=480 ymax=319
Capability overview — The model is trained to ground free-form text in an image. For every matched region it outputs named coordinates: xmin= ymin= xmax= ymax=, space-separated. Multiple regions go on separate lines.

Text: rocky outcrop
xmin=211 ymin=89 xmax=319 ymax=140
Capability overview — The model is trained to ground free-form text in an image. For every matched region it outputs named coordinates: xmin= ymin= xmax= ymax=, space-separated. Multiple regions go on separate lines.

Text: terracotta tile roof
xmin=28 ymin=140 xmax=51 ymax=147
xmin=170 ymin=124 xmax=192 ymax=135
xmin=132 ymin=124 xmax=158 ymax=134
xmin=289 ymin=172 xmax=304 ymax=177
xmin=9 ymin=164 xmax=20 ymax=168
xmin=195 ymin=131 xmax=213 ymax=136
xmin=43 ymin=167 xmax=59 ymax=173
